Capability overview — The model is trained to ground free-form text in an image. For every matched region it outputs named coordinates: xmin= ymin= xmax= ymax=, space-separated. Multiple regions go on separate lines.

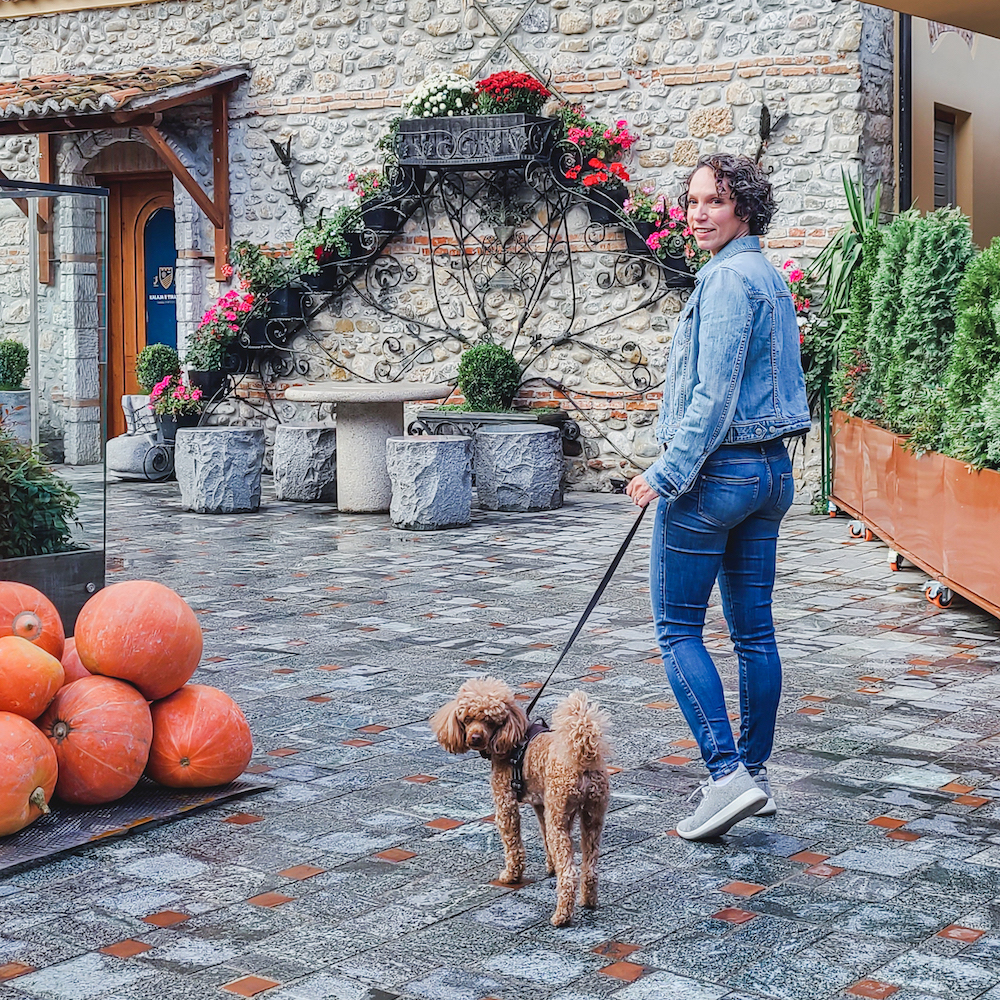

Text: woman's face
xmin=686 ymin=166 xmax=751 ymax=255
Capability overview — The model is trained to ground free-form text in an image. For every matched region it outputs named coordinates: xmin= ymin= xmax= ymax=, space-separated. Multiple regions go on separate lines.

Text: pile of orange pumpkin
xmin=0 ymin=580 xmax=253 ymax=837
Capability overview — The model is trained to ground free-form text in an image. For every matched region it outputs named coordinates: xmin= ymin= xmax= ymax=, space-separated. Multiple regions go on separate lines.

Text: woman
xmin=626 ymin=154 xmax=810 ymax=841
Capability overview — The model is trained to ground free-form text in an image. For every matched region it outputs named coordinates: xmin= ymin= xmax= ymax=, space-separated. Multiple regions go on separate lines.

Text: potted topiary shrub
xmin=0 ymin=338 xmax=31 ymax=445
xmin=135 ymin=344 xmax=181 ymax=395
xmin=0 ymin=427 xmax=103 ymax=630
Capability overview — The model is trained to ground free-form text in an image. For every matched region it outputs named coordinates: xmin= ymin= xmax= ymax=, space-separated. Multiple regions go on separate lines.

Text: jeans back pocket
xmin=697 ymin=474 xmax=760 ymax=528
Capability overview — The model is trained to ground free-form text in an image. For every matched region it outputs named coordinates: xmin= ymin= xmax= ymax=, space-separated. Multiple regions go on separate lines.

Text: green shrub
xmin=983 ymin=371 xmax=1000 ymax=467
xmin=0 ymin=428 xmax=80 ymax=559
xmin=456 ymin=343 xmax=522 ymax=412
xmin=0 ymin=338 xmax=29 ymax=391
xmin=833 ymin=224 xmax=883 ymax=414
xmin=862 ymin=212 xmax=919 ymax=424
xmin=135 ymin=343 xmax=181 ymax=394
xmin=885 ymin=208 xmax=976 ymax=443
xmin=942 ymin=238 xmax=1000 ymax=466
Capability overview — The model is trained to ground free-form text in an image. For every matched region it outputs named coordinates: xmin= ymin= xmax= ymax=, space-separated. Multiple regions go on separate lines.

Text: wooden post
xmin=212 ymin=88 xmax=231 ymax=282
xmin=37 ymin=134 xmax=53 ymax=286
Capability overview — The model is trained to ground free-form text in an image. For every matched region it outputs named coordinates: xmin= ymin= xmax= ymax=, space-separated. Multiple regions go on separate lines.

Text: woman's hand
xmin=625 ymin=474 xmax=659 ymax=508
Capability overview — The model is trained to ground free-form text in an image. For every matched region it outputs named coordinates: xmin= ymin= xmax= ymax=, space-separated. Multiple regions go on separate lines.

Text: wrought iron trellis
xmin=243 ymin=126 xmax=694 ymax=397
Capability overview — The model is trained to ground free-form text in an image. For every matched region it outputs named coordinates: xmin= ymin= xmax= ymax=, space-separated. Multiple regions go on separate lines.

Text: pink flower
xmin=669 ymin=206 xmax=685 ymax=221
xmin=784 ymin=260 xmax=794 ymax=270
xmin=789 ymin=269 xmax=804 ymax=283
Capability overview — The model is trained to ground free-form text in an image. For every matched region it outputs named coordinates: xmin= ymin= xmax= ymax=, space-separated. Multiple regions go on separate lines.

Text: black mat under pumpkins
xmin=0 ymin=777 xmax=269 ymax=871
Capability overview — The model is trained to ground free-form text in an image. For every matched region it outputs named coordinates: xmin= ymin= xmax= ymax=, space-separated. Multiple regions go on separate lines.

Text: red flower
xmin=582 ymin=173 xmax=606 ymax=187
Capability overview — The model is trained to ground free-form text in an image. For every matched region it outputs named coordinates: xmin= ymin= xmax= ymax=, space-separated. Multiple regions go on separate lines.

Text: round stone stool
xmin=475 ymin=424 xmax=564 ymax=512
xmin=175 ymin=426 xmax=265 ymax=514
xmin=273 ymin=424 xmax=337 ymax=502
xmin=386 ymin=435 xmax=473 ymax=530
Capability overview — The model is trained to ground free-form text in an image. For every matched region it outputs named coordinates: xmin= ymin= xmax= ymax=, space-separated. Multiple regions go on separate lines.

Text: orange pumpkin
xmin=0 ymin=635 xmax=65 ymax=720
xmin=74 ymin=581 xmax=203 ymax=701
xmin=38 ymin=676 xmax=153 ymax=806
xmin=60 ymin=638 xmax=92 ymax=685
xmin=0 ymin=710 xmax=58 ymax=836
xmin=0 ymin=581 xmax=65 ymax=660
xmin=147 ymin=684 xmax=253 ymax=788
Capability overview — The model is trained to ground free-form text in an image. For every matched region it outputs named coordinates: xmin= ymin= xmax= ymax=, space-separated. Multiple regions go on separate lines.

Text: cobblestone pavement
xmin=5 ymin=473 xmax=1000 ymax=1000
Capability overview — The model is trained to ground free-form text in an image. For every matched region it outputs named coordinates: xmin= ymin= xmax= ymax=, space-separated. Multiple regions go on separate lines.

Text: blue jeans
xmin=650 ymin=439 xmax=794 ymax=779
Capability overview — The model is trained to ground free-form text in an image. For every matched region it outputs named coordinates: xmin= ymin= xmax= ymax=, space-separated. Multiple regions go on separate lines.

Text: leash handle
xmin=526 ymin=503 xmax=649 ymax=716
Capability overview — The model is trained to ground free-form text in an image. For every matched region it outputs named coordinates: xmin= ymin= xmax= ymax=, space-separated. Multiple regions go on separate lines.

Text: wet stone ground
xmin=4 ymin=471 xmax=1000 ymax=1000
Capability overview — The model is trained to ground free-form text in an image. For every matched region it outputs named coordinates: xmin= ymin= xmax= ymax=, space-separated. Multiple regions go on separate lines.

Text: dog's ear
xmin=430 ymin=700 xmax=465 ymax=754
xmin=491 ymin=697 xmax=528 ymax=758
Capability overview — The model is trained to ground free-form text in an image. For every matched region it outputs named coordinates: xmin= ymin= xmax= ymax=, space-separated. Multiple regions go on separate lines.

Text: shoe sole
xmin=755 ymin=798 xmax=777 ymax=817
xmin=676 ymin=789 xmax=767 ymax=841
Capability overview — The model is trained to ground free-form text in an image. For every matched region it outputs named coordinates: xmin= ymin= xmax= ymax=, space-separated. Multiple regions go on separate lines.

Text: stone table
xmin=283 ymin=381 xmax=451 ymax=513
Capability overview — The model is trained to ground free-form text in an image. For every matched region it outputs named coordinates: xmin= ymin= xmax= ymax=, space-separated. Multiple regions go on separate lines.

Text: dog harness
xmin=509 ymin=719 xmax=550 ymax=802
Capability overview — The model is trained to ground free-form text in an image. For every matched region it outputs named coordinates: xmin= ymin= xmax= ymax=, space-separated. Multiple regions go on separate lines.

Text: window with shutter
xmin=934 ymin=111 xmax=957 ymax=209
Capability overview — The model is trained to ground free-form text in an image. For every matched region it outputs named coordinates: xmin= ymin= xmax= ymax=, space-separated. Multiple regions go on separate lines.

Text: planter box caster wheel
xmin=888 ymin=551 xmax=904 ymax=572
xmin=828 ymin=501 xmax=838 ymax=518
xmin=924 ymin=581 xmax=953 ymax=609
xmin=849 ymin=520 xmax=864 ymax=538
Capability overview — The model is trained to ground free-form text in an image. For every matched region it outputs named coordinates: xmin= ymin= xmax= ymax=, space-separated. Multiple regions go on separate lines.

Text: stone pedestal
xmin=175 ymin=427 xmax=265 ymax=514
xmin=475 ymin=424 xmax=564 ymax=512
xmin=273 ymin=424 xmax=337 ymax=502
xmin=386 ymin=435 xmax=473 ymax=530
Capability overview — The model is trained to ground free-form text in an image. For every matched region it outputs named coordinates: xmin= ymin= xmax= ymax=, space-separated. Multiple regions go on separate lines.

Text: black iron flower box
xmin=396 ymin=114 xmax=558 ymax=169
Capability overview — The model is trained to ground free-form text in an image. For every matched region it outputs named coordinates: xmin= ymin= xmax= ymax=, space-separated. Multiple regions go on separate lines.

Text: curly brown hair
xmin=680 ymin=154 xmax=778 ymax=235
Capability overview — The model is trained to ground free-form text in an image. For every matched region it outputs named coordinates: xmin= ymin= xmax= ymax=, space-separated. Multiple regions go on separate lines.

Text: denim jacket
xmin=643 ymin=235 xmax=810 ymax=501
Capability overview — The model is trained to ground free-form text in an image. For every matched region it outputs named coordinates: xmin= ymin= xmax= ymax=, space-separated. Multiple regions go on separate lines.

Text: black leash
xmin=525 ymin=503 xmax=649 ymax=717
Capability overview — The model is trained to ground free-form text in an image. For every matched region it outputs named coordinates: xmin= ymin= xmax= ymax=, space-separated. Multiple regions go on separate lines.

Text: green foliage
xmin=884 ymin=208 xmax=976 ymax=442
xmin=942 ymin=238 xmax=1000 ymax=466
xmin=456 ymin=343 xmax=522 ymax=412
xmin=0 ymin=338 xmax=29 ymax=391
xmin=290 ymin=206 xmax=363 ymax=276
xmin=861 ymin=211 xmax=919 ymax=424
xmin=806 ymin=173 xmax=882 ymax=411
xmin=231 ymin=240 xmax=297 ymax=295
xmin=833 ymin=225 xmax=883 ymax=413
xmin=0 ymin=428 xmax=80 ymax=559
xmin=135 ymin=343 xmax=181 ymax=394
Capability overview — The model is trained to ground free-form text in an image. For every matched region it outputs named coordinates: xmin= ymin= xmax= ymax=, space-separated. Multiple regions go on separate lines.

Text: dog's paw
xmin=550 ymin=909 xmax=572 ymax=927
xmin=495 ymin=869 xmax=523 ymax=885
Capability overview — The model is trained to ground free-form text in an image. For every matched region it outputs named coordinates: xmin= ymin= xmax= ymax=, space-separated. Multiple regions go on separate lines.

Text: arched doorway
xmin=95 ymin=166 xmax=177 ymax=439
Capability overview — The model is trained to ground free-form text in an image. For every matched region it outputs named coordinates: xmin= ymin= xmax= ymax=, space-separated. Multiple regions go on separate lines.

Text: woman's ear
xmin=491 ymin=699 xmax=528 ymax=758
xmin=430 ymin=700 xmax=465 ymax=754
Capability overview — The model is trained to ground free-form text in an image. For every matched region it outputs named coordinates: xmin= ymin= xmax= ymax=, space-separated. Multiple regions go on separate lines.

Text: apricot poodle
xmin=431 ymin=677 xmax=611 ymax=926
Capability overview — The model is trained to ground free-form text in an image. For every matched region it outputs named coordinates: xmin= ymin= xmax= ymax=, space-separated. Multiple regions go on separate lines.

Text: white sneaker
xmin=752 ymin=770 xmax=776 ymax=816
xmin=676 ymin=764 xmax=767 ymax=841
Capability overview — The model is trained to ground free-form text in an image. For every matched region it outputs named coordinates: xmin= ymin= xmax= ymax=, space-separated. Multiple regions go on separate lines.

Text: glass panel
xmin=0 ymin=179 xmax=108 ymax=633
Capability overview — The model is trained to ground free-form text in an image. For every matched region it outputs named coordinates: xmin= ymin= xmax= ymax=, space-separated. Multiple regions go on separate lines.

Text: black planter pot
xmin=301 ymin=263 xmax=347 ymax=294
xmin=624 ymin=221 xmax=657 ymax=254
xmin=188 ymin=369 xmax=229 ymax=402
xmin=587 ymin=185 xmax=627 ymax=224
xmin=659 ymin=252 xmax=697 ymax=289
xmin=396 ymin=114 xmax=558 ymax=169
xmin=244 ymin=287 xmax=304 ymax=346
xmin=361 ymin=200 xmax=399 ymax=232
xmin=157 ymin=413 xmax=201 ymax=442
xmin=264 ymin=286 xmax=303 ymax=320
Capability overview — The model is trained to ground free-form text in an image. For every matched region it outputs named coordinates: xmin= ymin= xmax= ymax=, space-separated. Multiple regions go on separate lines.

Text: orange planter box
xmin=832 ymin=410 xmax=1000 ymax=619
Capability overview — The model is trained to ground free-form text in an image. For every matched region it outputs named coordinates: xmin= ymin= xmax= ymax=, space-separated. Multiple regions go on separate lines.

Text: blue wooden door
xmin=143 ymin=207 xmax=177 ymax=350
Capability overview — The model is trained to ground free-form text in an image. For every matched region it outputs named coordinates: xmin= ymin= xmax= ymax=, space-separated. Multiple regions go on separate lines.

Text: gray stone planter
xmin=386 ymin=435 xmax=473 ymax=530
xmin=175 ymin=426 xmax=265 ymax=514
xmin=273 ymin=424 xmax=337 ymax=502
xmin=474 ymin=424 xmax=564 ymax=512
xmin=0 ymin=389 xmax=31 ymax=445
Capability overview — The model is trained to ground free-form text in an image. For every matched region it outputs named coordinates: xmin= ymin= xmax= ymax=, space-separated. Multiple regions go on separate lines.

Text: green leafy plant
xmin=291 ymin=206 xmax=363 ymax=275
xmin=149 ymin=374 xmax=203 ymax=417
xmin=0 ymin=339 xmax=29 ymax=391
xmin=348 ymin=168 xmax=386 ymax=203
xmin=457 ymin=343 xmax=522 ymax=412
xmin=861 ymin=211 xmax=919 ymax=425
xmin=187 ymin=289 xmax=255 ymax=372
xmin=0 ymin=427 xmax=80 ymax=559
xmin=135 ymin=344 xmax=181 ymax=394
xmin=942 ymin=237 xmax=1000 ymax=466
xmin=805 ymin=173 xmax=882 ymax=411
xmin=231 ymin=240 xmax=297 ymax=297
xmin=885 ymin=207 xmax=976 ymax=444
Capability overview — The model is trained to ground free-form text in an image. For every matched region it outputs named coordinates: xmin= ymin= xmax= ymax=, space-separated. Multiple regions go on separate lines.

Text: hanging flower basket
xmin=396 ymin=114 xmax=558 ymax=168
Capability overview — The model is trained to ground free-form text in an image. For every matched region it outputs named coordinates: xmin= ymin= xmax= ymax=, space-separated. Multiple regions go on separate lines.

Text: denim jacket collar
xmin=696 ymin=235 xmax=761 ymax=282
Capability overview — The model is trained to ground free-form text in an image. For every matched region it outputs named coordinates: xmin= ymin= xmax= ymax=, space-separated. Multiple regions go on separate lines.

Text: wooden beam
xmin=37 ymin=134 xmax=53 ymax=285
xmin=0 ymin=167 xmax=29 ymax=215
xmin=0 ymin=112 xmax=158 ymax=136
xmin=212 ymin=88 xmax=231 ymax=282
xmin=139 ymin=123 xmax=224 ymax=230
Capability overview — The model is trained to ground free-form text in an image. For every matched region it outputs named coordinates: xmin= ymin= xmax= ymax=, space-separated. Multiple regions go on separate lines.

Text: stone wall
xmin=0 ymin=0 xmax=891 ymax=489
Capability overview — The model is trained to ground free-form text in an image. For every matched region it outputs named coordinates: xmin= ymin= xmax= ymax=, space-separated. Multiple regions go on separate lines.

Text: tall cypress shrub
xmin=885 ymin=208 xmax=976 ymax=443
xmin=863 ymin=212 xmax=918 ymax=425
xmin=943 ymin=237 xmax=1000 ymax=466
xmin=834 ymin=225 xmax=883 ymax=415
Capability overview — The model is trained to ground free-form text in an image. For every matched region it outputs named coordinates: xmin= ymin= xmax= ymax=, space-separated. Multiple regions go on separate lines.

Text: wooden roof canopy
xmin=0 ymin=63 xmax=249 ymax=281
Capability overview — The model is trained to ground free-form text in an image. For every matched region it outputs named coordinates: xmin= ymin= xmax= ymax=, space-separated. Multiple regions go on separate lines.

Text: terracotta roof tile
xmin=0 ymin=63 xmax=240 ymax=121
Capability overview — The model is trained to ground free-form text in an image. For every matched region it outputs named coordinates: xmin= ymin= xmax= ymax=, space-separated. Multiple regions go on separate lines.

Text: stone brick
xmin=558 ymin=10 xmax=592 ymax=34
xmin=688 ymin=105 xmax=734 ymax=138
xmin=672 ymin=139 xmax=700 ymax=167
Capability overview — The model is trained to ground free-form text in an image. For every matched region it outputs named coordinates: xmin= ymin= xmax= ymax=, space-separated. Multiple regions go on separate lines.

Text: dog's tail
xmin=550 ymin=690 xmax=611 ymax=768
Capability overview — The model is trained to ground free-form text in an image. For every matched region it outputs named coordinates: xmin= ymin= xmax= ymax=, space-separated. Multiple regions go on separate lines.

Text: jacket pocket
xmin=697 ymin=474 xmax=760 ymax=528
